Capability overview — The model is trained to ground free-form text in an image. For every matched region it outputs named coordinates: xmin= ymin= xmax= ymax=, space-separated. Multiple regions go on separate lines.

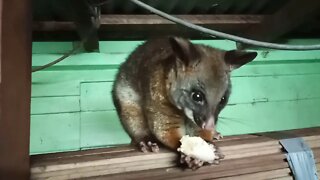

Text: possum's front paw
xmin=177 ymin=136 xmax=223 ymax=170
xmin=214 ymin=144 xmax=225 ymax=159
xmin=178 ymin=148 xmax=222 ymax=170
xmin=139 ymin=141 xmax=159 ymax=153
xmin=213 ymin=130 xmax=223 ymax=140
xmin=179 ymin=153 xmax=204 ymax=170
xmin=179 ymin=153 xmax=219 ymax=170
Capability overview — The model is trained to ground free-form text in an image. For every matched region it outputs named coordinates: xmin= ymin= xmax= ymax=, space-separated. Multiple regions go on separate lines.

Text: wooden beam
xmin=70 ymin=0 xmax=100 ymax=51
xmin=0 ymin=0 xmax=32 ymax=179
xmin=98 ymin=15 xmax=263 ymax=25
xmin=32 ymin=15 xmax=264 ymax=40
xmin=30 ymin=127 xmax=320 ymax=179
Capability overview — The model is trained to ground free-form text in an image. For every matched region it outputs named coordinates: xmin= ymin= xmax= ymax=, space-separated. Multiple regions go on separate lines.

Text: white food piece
xmin=178 ymin=135 xmax=218 ymax=163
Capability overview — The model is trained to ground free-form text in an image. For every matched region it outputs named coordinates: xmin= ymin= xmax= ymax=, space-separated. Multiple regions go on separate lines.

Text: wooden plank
xmin=80 ymin=111 xmax=131 ymax=148
xmin=271 ymin=163 xmax=319 ymax=180
xmin=31 ymin=147 xmax=147 ymax=168
xmin=32 ymin=53 xmax=126 ymax=70
xmin=32 ymin=53 xmax=114 ymax=67
xmin=31 ymin=70 xmax=118 ymax=97
xmin=80 ymin=82 xmax=115 ymax=111
xmin=30 ymin=113 xmax=81 ymax=154
xmin=215 ymin=168 xmax=291 ymax=180
xmin=158 ymin=163 xmax=290 ymax=180
xmin=220 ymin=162 xmax=318 ymax=180
xmin=31 ymin=154 xmax=283 ymax=179
xmin=31 ymin=158 xmax=176 ymax=179
xmin=31 ymin=145 xmax=136 ymax=164
xmin=97 ymin=155 xmax=319 ymax=180
xmin=159 ymin=158 xmax=289 ymax=180
xmin=220 ymin=139 xmax=320 ymax=160
xmin=219 ymin=99 xmax=320 ymax=136
xmin=0 ymin=0 xmax=32 ymax=179
xmin=31 ymin=96 xmax=80 ymax=114
xmin=33 ymin=15 xmax=264 ymax=40
xmin=32 ymin=80 xmax=80 ymax=97
xmin=31 ymin=151 xmax=176 ymax=173
xmin=98 ymin=157 xmax=319 ymax=180
xmin=232 ymin=63 xmax=320 ymax=77
xmin=32 ymin=42 xmax=74 ymax=54
xmin=98 ymin=15 xmax=263 ymax=26
xmin=229 ymin=74 xmax=320 ymax=104
xmin=271 ymin=177 xmax=293 ymax=180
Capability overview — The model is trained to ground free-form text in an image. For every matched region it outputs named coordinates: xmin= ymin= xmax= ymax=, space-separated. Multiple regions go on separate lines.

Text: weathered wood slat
xmin=101 ymin=160 xmax=320 ymax=180
xmin=31 ymin=158 xmax=176 ymax=179
xmin=32 ymin=15 xmax=264 ymax=40
xmin=33 ymin=15 xmax=263 ymax=31
xmin=99 ymin=15 xmax=263 ymax=25
xmin=31 ymin=145 xmax=136 ymax=162
xmin=30 ymin=127 xmax=320 ymax=179
xmin=215 ymin=168 xmax=292 ymax=180
xmin=30 ymin=135 xmax=320 ymax=169
xmin=271 ymin=176 xmax=294 ymax=180
xmin=225 ymin=163 xmax=320 ymax=180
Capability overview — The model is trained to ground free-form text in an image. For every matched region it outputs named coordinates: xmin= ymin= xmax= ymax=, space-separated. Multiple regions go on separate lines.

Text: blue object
xmin=280 ymin=138 xmax=318 ymax=180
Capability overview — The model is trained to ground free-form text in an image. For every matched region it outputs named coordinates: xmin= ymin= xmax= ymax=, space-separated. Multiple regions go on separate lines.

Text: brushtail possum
xmin=112 ymin=37 xmax=257 ymax=165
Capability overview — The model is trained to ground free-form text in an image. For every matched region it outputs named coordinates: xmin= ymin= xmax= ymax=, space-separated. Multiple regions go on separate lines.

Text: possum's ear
xmin=224 ymin=50 xmax=257 ymax=71
xmin=169 ymin=37 xmax=199 ymax=66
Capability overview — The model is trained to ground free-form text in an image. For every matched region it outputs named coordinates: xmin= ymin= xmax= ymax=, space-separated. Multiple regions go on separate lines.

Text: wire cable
xmin=32 ymin=42 xmax=83 ymax=72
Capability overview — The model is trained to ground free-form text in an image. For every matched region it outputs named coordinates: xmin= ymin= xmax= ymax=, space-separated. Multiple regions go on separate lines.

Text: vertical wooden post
xmin=0 ymin=0 xmax=32 ymax=179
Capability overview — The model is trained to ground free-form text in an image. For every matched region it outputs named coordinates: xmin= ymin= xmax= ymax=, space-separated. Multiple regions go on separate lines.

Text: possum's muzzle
xmin=202 ymin=116 xmax=215 ymax=130
xmin=194 ymin=114 xmax=215 ymax=131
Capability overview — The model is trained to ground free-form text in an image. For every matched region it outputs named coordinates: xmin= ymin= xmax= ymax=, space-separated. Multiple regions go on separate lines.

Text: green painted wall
xmin=31 ymin=39 xmax=320 ymax=155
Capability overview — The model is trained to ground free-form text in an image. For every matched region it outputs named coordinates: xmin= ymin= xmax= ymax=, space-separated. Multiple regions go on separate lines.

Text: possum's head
xmin=166 ymin=37 xmax=257 ymax=131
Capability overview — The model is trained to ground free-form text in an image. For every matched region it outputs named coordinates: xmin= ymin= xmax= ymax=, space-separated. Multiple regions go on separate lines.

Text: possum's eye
xmin=191 ymin=90 xmax=205 ymax=105
xmin=220 ymin=96 xmax=226 ymax=103
xmin=219 ymin=95 xmax=228 ymax=107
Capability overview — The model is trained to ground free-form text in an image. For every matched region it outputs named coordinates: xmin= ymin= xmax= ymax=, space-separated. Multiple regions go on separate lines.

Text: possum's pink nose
xmin=201 ymin=116 xmax=215 ymax=130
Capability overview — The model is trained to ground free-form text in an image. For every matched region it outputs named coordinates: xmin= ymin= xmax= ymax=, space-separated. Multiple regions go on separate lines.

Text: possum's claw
xmin=179 ymin=153 xmax=204 ymax=170
xmin=139 ymin=141 xmax=159 ymax=153
xmin=213 ymin=131 xmax=223 ymax=140
xmin=178 ymin=142 xmax=224 ymax=170
xmin=147 ymin=141 xmax=160 ymax=152
xmin=139 ymin=141 xmax=149 ymax=152
xmin=214 ymin=145 xmax=225 ymax=159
